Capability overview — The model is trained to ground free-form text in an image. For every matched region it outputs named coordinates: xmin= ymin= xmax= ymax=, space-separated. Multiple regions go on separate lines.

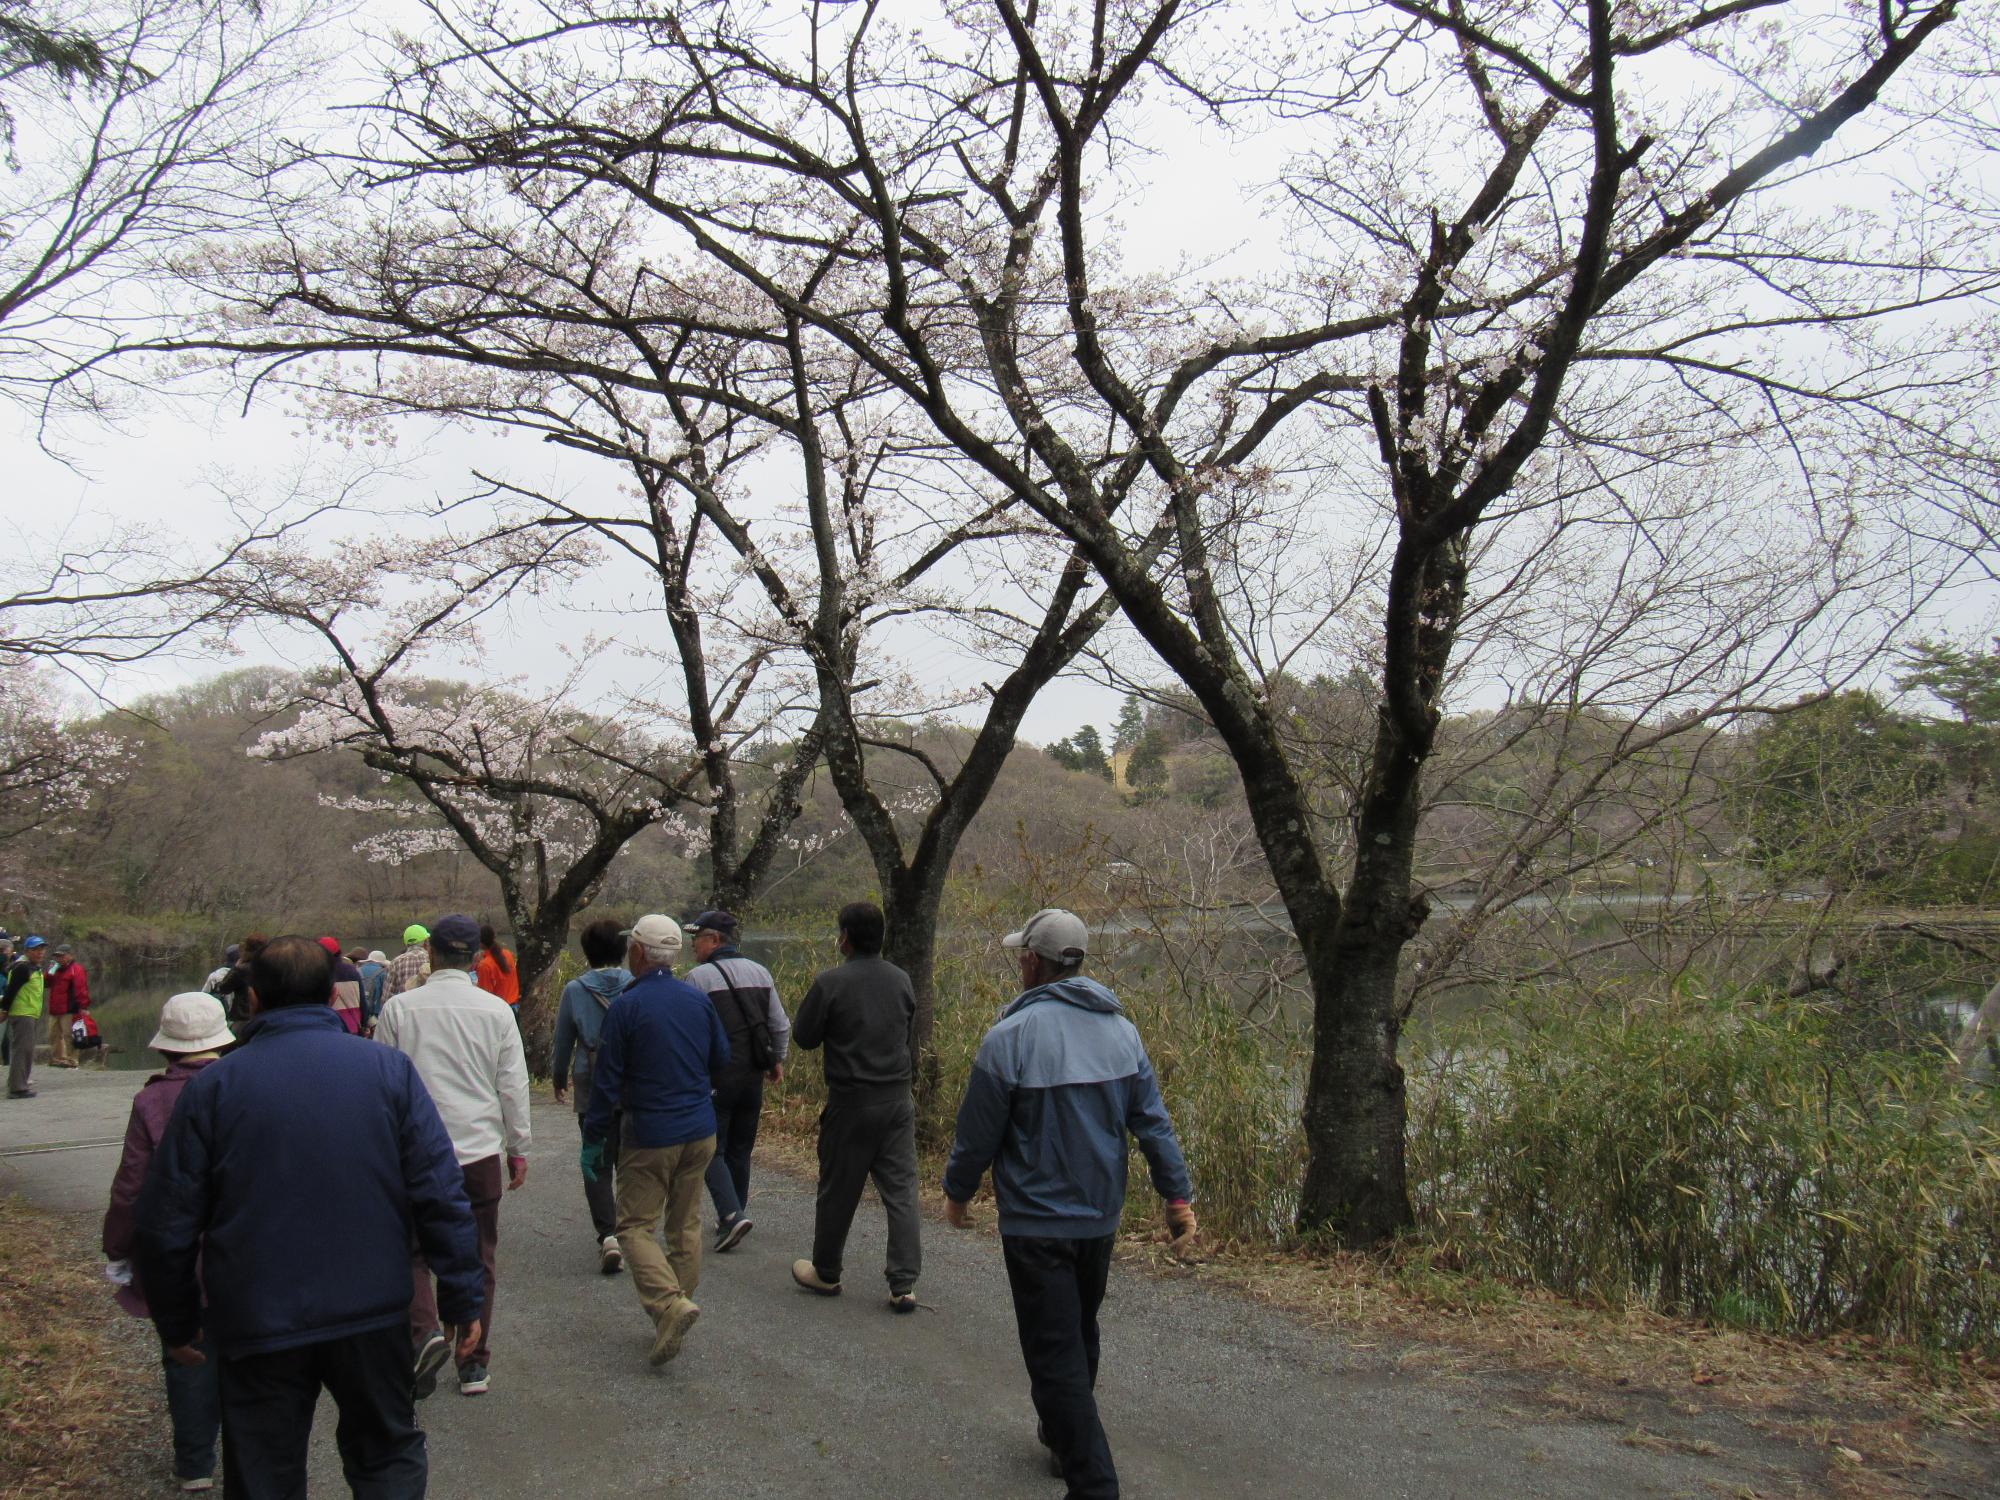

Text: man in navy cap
xmin=681 ymin=909 xmax=789 ymax=1251
xmin=375 ymin=914 xmax=531 ymax=1399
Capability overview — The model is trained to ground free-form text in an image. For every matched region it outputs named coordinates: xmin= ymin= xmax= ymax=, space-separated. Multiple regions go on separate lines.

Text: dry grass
xmin=752 ymin=1105 xmax=1999 ymax=1498
xmin=0 ymin=1197 xmax=165 ymax=1499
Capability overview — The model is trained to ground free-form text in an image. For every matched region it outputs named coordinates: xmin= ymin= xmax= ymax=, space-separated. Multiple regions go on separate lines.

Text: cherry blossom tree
xmin=3 ymin=0 xmax=312 ymax=421
xmin=0 ymin=657 xmax=127 ymax=906
xmin=150 ymin=182 xmax=1125 ymax=1096
xmin=214 ymin=523 xmax=702 ymax=1051
xmin=278 ymin=0 xmax=1996 ymax=1245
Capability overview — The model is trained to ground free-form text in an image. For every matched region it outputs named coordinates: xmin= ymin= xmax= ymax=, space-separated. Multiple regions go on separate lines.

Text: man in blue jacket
xmin=134 ymin=935 xmax=483 ymax=1500
xmin=581 ymin=913 xmax=730 ymax=1367
xmin=942 ymin=909 xmax=1197 ymax=1500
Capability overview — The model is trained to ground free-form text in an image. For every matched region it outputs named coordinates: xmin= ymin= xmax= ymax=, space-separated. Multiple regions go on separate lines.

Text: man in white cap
xmin=580 ymin=914 xmax=730 ymax=1366
xmin=942 ymin=908 xmax=1196 ymax=1499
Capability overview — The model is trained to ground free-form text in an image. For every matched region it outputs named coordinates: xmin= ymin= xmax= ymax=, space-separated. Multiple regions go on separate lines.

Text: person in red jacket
xmin=45 ymin=942 xmax=89 ymax=1068
xmin=475 ymin=923 xmax=521 ymax=1009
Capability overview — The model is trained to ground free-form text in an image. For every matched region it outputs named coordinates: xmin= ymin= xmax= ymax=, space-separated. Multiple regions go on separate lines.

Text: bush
xmin=1408 ymin=993 xmax=2000 ymax=1352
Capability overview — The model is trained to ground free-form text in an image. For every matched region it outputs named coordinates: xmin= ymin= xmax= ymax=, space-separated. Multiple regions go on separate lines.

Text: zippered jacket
xmin=46 ymin=960 xmax=88 ymax=1015
xmin=943 ymin=975 xmax=1192 ymax=1239
xmin=4 ymin=957 xmax=43 ymax=1018
xmin=103 ymin=1055 xmax=217 ymax=1315
xmin=375 ymin=968 xmax=532 ymax=1165
xmin=582 ymin=967 xmax=730 ymax=1149
xmin=133 ymin=1004 xmax=481 ymax=1358
xmin=685 ymin=949 xmax=790 ymax=1084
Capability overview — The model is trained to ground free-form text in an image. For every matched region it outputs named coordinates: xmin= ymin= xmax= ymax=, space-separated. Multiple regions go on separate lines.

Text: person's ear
xmin=247 ymin=985 xmax=266 ymax=1016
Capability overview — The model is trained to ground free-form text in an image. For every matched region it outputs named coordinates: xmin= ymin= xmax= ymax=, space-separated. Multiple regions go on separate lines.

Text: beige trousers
xmin=48 ymin=1013 xmax=72 ymax=1065
xmin=614 ymin=1136 xmax=716 ymax=1325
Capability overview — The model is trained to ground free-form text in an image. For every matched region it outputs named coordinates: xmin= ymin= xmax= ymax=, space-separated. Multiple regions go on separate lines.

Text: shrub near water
xmin=1408 ymin=994 xmax=2000 ymax=1352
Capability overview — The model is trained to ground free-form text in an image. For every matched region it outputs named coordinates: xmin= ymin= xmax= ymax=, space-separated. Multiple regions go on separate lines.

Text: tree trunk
xmin=513 ymin=922 xmax=567 ymax=1078
xmin=881 ymin=867 xmax=945 ymax=1140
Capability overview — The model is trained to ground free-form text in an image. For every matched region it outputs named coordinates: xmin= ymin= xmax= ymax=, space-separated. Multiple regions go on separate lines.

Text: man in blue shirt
xmin=582 ymin=914 xmax=730 ymax=1366
xmin=943 ymin=909 xmax=1197 ymax=1500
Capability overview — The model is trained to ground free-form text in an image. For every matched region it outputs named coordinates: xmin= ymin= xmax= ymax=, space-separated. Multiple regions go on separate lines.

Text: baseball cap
xmin=22 ymin=935 xmax=45 ymax=950
xmin=317 ymin=936 xmax=342 ymax=956
xmin=53 ymin=942 xmax=71 ymax=956
xmin=403 ymin=923 xmax=430 ymax=944
xmin=683 ymin=909 xmax=739 ymax=937
xmin=149 ymin=992 xmax=234 ymax=1054
xmin=1002 ymin=909 xmax=1089 ymax=964
xmin=623 ymin=914 xmax=684 ymax=957
xmin=430 ymin=914 xmax=480 ymax=956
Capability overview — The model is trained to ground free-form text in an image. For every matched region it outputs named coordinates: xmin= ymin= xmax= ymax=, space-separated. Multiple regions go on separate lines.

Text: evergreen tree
xmin=1112 ymin=693 xmax=1146 ymax=753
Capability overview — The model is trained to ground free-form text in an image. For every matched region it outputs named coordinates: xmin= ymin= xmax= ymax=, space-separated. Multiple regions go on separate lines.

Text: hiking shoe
xmin=458 ymin=1362 xmax=490 ymax=1395
xmin=7 ymin=1089 xmax=36 ymax=1099
xmin=790 ymin=1259 xmax=841 ymax=1296
xmin=716 ymin=1216 xmax=753 ymax=1253
xmin=412 ymin=1329 xmax=450 ymax=1401
xmin=889 ymin=1291 xmax=918 ymax=1314
xmin=648 ymin=1298 xmax=701 ymax=1366
xmin=599 ymin=1235 xmax=625 ymax=1274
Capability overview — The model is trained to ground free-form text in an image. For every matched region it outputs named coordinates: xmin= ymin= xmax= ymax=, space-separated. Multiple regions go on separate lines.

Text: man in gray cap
xmin=942 ymin=908 xmax=1196 ymax=1499
xmin=375 ymin=913 xmax=531 ymax=1399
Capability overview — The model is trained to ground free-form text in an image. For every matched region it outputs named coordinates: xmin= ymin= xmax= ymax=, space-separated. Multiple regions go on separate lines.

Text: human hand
xmin=579 ymin=1139 xmax=605 ymax=1183
xmin=453 ymin=1321 xmax=482 ymax=1362
xmin=552 ymin=1082 xmax=567 ymax=1105
xmin=507 ymin=1155 xmax=528 ymax=1191
xmin=944 ymin=1197 xmax=970 ymax=1229
xmin=767 ymin=1063 xmax=783 ymax=1084
xmin=166 ymin=1341 xmax=206 ymax=1367
xmin=1164 ymin=1199 xmax=1197 ymax=1244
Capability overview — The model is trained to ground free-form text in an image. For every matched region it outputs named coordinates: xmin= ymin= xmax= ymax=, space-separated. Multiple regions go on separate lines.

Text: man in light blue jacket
xmin=943 ymin=909 xmax=1196 ymax=1500
xmin=552 ymin=917 xmax=633 ymax=1274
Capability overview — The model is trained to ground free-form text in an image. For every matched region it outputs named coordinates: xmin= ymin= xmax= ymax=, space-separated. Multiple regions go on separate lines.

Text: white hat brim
xmin=149 ymin=1026 xmax=234 ymax=1053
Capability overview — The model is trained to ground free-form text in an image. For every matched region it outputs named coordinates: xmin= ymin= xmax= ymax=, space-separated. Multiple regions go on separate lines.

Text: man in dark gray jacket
xmin=788 ymin=901 xmax=921 ymax=1310
xmin=943 ymin=908 xmax=1196 ymax=1500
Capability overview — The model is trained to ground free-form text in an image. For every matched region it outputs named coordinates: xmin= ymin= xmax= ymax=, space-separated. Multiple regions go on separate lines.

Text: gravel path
xmin=0 ymin=1065 xmax=1951 ymax=1499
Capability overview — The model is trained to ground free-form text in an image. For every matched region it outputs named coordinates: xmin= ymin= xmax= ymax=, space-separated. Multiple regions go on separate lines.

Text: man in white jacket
xmin=375 ymin=912 xmax=531 ymax=1399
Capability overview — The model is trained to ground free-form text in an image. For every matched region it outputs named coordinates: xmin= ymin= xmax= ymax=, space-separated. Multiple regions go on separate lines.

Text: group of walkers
xmin=1 ymin=929 xmax=94 ymax=1097
xmin=85 ymin=899 xmax=1193 ymax=1500
xmin=200 ymin=924 xmax=519 ymax=1033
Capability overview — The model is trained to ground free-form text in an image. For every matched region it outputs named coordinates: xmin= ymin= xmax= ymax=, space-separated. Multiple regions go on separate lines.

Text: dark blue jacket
xmin=133 ymin=1004 xmax=482 ymax=1358
xmin=583 ymin=967 xmax=730 ymax=1149
xmin=943 ymin=975 xmax=1192 ymax=1238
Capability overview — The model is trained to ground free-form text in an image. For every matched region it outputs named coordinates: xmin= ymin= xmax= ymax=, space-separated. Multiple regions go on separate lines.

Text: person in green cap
xmin=385 ymin=924 xmax=431 ymax=1002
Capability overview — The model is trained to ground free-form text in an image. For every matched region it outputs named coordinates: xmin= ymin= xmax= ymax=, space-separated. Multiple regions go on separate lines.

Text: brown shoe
xmin=790 ymin=1259 xmax=841 ymax=1296
xmin=648 ymin=1298 xmax=700 ymax=1366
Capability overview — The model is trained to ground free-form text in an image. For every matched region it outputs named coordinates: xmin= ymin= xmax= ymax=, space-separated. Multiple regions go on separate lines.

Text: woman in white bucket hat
xmin=102 ymin=992 xmax=234 ymax=1491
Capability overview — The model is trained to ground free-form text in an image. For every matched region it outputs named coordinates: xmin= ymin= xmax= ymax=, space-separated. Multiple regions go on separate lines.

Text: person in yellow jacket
xmin=5 ymin=935 xmax=48 ymax=1098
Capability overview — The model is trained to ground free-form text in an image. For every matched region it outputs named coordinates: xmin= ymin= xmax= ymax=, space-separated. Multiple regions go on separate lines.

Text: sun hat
xmin=683 ymin=909 xmax=739 ymax=936
xmin=366 ymin=949 xmax=389 ymax=965
xmin=1002 ymin=908 xmax=1089 ymax=965
xmin=624 ymin=914 xmax=684 ymax=958
xmin=402 ymin=923 xmax=430 ymax=944
xmin=149 ymin=992 xmax=234 ymax=1054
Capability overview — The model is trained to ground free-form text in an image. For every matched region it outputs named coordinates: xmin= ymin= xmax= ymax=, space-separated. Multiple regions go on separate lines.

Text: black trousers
xmin=1002 ymin=1233 xmax=1118 ymax=1500
xmin=704 ymin=1071 xmax=764 ymax=1224
xmin=216 ymin=1323 xmax=427 ymax=1500
xmin=811 ymin=1092 xmax=922 ymax=1293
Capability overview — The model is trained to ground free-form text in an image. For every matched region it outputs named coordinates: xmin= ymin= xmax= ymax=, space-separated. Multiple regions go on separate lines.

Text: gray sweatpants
xmin=811 ymin=1092 xmax=922 ymax=1294
xmin=7 ymin=1014 xmax=37 ymax=1095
